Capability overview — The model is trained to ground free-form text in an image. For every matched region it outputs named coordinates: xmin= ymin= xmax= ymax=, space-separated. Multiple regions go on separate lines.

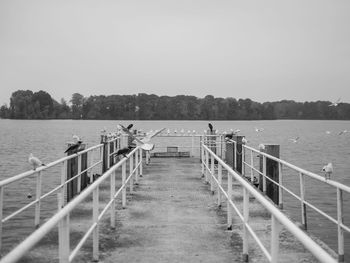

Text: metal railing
xmin=201 ymin=143 xmax=336 ymax=263
xmin=0 ymin=144 xmax=143 ymax=263
xmin=0 ymin=142 xmax=106 ymax=254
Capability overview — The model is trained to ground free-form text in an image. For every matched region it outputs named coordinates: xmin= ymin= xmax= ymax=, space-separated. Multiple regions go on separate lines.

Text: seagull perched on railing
xmin=112 ymin=146 xmax=133 ymax=158
xmin=242 ymin=138 xmax=248 ymax=144
xmin=322 ymin=163 xmax=333 ymax=180
xmin=64 ymin=140 xmax=83 ymax=154
xmin=258 ymin=144 xmax=265 ymax=151
xmin=28 ymin=153 xmax=45 ymax=170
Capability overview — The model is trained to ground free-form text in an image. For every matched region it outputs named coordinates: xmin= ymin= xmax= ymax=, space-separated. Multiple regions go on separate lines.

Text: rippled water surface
xmin=0 ymin=119 xmax=350 ymax=257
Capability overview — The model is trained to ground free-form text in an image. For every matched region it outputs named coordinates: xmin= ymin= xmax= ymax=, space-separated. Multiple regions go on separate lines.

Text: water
xmin=0 ymin=119 xmax=350 ymax=257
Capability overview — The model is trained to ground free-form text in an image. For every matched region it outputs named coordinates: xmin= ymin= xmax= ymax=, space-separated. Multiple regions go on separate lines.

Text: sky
xmin=1 ymin=0 xmax=350 ymax=105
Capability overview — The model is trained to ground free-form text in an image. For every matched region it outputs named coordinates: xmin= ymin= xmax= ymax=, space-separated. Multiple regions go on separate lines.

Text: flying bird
xmin=322 ymin=163 xmax=333 ymax=180
xmin=338 ymin=130 xmax=348 ymax=135
xmin=208 ymin=123 xmax=213 ymax=132
xmin=64 ymin=140 xmax=82 ymax=154
xmin=127 ymin=124 xmax=133 ymax=130
xmin=329 ymin=98 xmax=341 ymax=107
xmin=28 ymin=153 xmax=45 ymax=170
xmin=289 ymin=137 xmax=300 ymax=143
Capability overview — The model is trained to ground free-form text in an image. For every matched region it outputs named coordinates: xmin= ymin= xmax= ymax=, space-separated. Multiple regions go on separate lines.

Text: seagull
xmin=167 ymin=129 xmax=170 ymax=135
xmin=258 ymin=144 xmax=265 ymax=151
xmin=64 ymin=140 xmax=83 ymax=154
xmin=192 ymin=130 xmax=196 ymax=134
xmin=174 ymin=129 xmax=177 ymax=134
xmin=233 ymin=129 xmax=240 ymax=134
xmin=338 ymin=130 xmax=348 ymax=135
xmin=208 ymin=123 xmax=213 ymax=132
xmin=325 ymin=131 xmax=331 ymax=135
xmin=72 ymin=134 xmax=81 ymax=143
xmin=329 ymin=98 xmax=341 ymax=107
xmin=127 ymin=124 xmax=133 ymax=130
xmin=112 ymin=146 xmax=132 ymax=158
xmin=322 ymin=163 xmax=333 ymax=180
xmin=242 ymin=138 xmax=248 ymax=144
xmin=225 ymin=133 xmax=234 ymax=140
xmin=289 ymin=137 xmax=300 ymax=143
xmin=28 ymin=153 xmax=45 ymax=170
xmin=101 ymin=127 xmax=107 ymax=135
xmin=255 ymin=127 xmax=264 ymax=132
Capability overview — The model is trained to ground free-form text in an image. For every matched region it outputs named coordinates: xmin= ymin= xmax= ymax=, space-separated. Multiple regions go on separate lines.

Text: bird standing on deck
xmin=28 ymin=153 xmax=45 ymax=170
xmin=208 ymin=123 xmax=213 ymax=132
xmin=64 ymin=140 xmax=83 ymax=154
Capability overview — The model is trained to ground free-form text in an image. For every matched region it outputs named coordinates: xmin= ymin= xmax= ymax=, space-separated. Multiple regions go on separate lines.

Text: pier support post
xmin=259 ymin=144 xmax=280 ymax=205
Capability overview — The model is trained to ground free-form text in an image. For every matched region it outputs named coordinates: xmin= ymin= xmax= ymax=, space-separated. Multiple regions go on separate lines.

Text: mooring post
xmin=100 ymin=135 xmax=108 ymax=173
xmin=259 ymin=144 xmax=280 ymax=205
xmin=232 ymin=136 xmax=244 ymax=174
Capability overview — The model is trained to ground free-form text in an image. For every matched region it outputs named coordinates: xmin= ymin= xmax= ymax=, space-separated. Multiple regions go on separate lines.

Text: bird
xmin=127 ymin=124 xmax=133 ymax=130
xmin=329 ymin=98 xmax=341 ymax=107
xmin=192 ymin=130 xmax=196 ymax=134
xmin=255 ymin=127 xmax=264 ymax=132
xmin=72 ymin=134 xmax=81 ymax=143
xmin=325 ymin=131 xmax=331 ymax=135
xmin=338 ymin=130 xmax=348 ymax=135
xmin=289 ymin=137 xmax=300 ymax=143
xmin=113 ymin=146 xmax=132 ymax=158
xmin=242 ymin=138 xmax=248 ymax=144
xmin=208 ymin=123 xmax=213 ymax=132
xmin=167 ymin=129 xmax=170 ymax=135
xmin=258 ymin=144 xmax=265 ymax=151
xmin=28 ymin=153 xmax=45 ymax=170
xmin=225 ymin=133 xmax=234 ymax=140
xmin=64 ymin=140 xmax=82 ymax=154
xmin=101 ymin=127 xmax=107 ymax=135
xmin=27 ymin=192 xmax=32 ymax=199
xmin=322 ymin=163 xmax=333 ymax=180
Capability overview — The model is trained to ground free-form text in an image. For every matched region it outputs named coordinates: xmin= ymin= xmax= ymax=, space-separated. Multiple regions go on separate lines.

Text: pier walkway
xmin=98 ymin=157 xmax=319 ymax=263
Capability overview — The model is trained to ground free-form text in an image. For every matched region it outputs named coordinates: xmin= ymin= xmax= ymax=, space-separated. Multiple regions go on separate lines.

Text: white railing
xmin=0 ymin=145 xmax=143 ymax=263
xmin=0 ymin=142 xmax=106 ymax=253
xmin=201 ymin=144 xmax=336 ymax=263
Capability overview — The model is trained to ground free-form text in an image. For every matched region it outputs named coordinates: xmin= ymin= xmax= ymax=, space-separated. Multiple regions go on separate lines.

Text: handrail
xmin=202 ymin=144 xmax=336 ymax=263
xmin=0 ymin=146 xmax=142 ymax=263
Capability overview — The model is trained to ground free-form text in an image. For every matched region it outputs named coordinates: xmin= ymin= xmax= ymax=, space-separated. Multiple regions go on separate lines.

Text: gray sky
xmin=1 ymin=0 xmax=350 ymax=105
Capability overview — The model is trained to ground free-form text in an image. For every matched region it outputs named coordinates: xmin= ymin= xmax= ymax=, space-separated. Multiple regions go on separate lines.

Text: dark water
xmin=0 ymin=119 xmax=350 ymax=257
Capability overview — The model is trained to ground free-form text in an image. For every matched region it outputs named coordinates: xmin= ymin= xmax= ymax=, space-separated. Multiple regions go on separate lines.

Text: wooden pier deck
xmin=96 ymin=157 xmax=321 ymax=263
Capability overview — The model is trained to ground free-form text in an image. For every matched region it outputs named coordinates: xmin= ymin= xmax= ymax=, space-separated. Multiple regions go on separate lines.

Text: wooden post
xmin=207 ymin=129 xmax=216 ymax=155
xmin=259 ymin=144 xmax=280 ymax=205
xmin=225 ymin=141 xmax=234 ymax=168
xmin=232 ymin=136 xmax=244 ymax=174
xmin=66 ymin=143 xmax=86 ymax=202
xmin=100 ymin=135 xmax=108 ymax=173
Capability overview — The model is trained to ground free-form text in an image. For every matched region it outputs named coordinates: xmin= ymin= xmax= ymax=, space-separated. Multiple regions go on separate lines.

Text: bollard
xmin=232 ymin=136 xmax=244 ymax=174
xmin=66 ymin=143 xmax=87 ymax=202
xmin=259 ymin=144 xmax=280 ymax=205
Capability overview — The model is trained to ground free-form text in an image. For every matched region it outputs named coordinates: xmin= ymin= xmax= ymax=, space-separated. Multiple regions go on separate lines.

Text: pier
xmin=0 ymin=131 xmax=345 ymax=262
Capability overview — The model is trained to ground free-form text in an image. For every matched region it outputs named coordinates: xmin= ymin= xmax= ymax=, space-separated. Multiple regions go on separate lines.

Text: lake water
xmin=0 ymin=119 xmax=350 ymax=257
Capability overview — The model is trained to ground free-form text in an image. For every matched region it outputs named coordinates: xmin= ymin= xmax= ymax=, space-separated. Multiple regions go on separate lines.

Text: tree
xmin=70 ymin=93 xmax=85 ymax=119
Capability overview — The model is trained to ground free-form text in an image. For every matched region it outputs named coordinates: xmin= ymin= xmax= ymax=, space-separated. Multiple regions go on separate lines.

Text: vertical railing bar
xmin=130 ymin=154 xmax=134 ymax=193
xmin=271 ymin=215 xmax=281 ymax=263
xmin=60 ymin=160 xmax=67 ymax=206
xmin=58 ymin=193 xmax=69 ymax=263
xmin=205 ymin=150 xmax=209 ymax=183
xmin=110 ymin=170 xmax=116 ymax=229
xmin=139 ymin=149 xmax=143 ymax=178
xmin=122 ymin=162 xmax=126 ymax=208
xmin=34 ymin=171 xmax=42 ymax=228
xmin=218 ymin=164 xmax=222 ymax=207
xmin=243 ymin=187 xmax=249 ymax=262
xmin=135 ymin=149 xmax=139 ymax=183
xmin=77 ymin=155 xmax=81 ymax=194
xmin=210 ymin=154 xmax=215 ymax=194
xmin=0 ymin=187 xmax=3 ymax=253
xmin=263 ymin=155 xmax=267 ymax=194
xmin=227 ymin=171 xmax=233 ymax=230
xmin=92 ymin=187 xmax=99 ymax=261
xmin=278 ymin=162 xmax=283 ymax=209
xmin=250 ymin=150 xmax=254 ymax=182
xmin=337 ymin=188 xmax=344 ymax=262
xmin=299 ymin=172 xmax=307 ymax=230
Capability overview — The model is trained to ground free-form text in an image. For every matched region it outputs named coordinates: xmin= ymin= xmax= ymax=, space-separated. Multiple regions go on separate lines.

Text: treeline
xmin=1 ymin=90 xmax=350 ymax=120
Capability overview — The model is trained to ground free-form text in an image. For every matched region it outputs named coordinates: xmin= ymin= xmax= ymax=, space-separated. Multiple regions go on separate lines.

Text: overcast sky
xmin=1 ymin=0 xmax=350 ymax=105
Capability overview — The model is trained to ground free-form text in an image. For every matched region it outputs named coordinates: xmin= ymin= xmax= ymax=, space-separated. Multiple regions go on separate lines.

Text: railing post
xmin=233 ymin=141 xmax=237 ymax=170
xmin=201 ymin=141 xmax=205 ymax=177
xmin=0 ymin=187 xmax=3 ymax=254
xmin=337 ymin=188 xmax=344 ymax=262
xmin=110 ymin=170 xmax=116 ymax=229
xmin=77 ymin=155 xmax=81 ymax=194
xmin=205 ymin=150 xmax=209 ymax=184
xmin=139 ymin=149 xmax=143 ymax=178
xmin=243 ymin=187 xmax=249 ymax=262
xmin=210 ymin=154 xmax=215 ymax=194
xmin=262 ymin=155 xmax=267 ymax=194
xmin=191 ymin=134 xmax=194 ymax=157
xmin=92 ymin=187 xmax=99 ymax=261
xmin=135 ymin=149 xmax=139 ymax=184
xmin=217 ymin=164 xmax=222 ymax=207
xmin=58 ymin=193 xmax=69 ymax=263
xmin=35 ymin=171 xmax=42 ymax=228
xmin=61 ymin=160 xmax=67 ymax=205
xmin=129 ymin=154 xmax=134 ymax=193
xmin=122 ymin=161 xmax=127 ymax=208
xmin=227 ymin=172 xmax=233 ymax=230
xmin=299 ymin=172 xmax=307 ymax=230
xmin=106 ymin=140 xmax=110 ymax=170
xmin=250 ymin=150 xmax=254 ymax=182
xmin=271 ymin=215 xmax=281 ymax=263
xmin=278 ymin=163 xmax=283 ymax=209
